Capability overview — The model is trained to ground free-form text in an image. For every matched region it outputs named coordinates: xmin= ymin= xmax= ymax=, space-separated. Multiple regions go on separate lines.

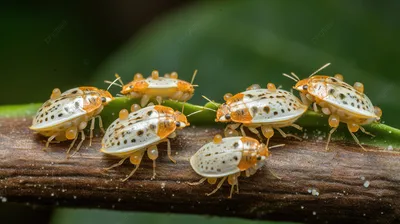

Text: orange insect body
xmin=189 ymin=136 xmax=271 ymax=198
xmin=119 ymin=70 xmax=197 ymax=106
xmin=289 ymin=66 xmax=382 ymax=150
xmin=30 ymin=87 xmax=113 ymax=154
xmin=215 ymin=84 xmax=307 ymax=146
xmin=101 ymin=105 xmax=189 ymax=181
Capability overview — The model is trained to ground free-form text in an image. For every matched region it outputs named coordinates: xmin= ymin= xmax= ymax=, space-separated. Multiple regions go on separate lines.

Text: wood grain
xmin=0 ymin=117 xmax=399 ymax=224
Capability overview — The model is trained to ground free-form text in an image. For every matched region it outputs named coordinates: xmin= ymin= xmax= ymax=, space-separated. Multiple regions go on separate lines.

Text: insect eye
xmin=302 ymin=85 xmax=308 ymax=91
xmin=101 ymin=97 xmax=107 ymax=103
xmin=175 ymin=121 xmax=181 ymax=127
xmin=225 ymin=114 xmax=231 ymax=120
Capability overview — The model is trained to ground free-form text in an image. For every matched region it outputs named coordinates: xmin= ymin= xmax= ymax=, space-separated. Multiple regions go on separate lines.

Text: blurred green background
xmin=1 ymin=0 xmax=399 ymax=223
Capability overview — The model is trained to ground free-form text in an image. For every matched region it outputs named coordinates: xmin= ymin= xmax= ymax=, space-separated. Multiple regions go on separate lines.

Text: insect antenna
xmin=186 ymin=106 xmax=217 ymax=117
xmin=282 ymin=73 xmax=299 ymax=82
xmin=201 ymin=95 xmax=219 ymax=108
xmin=309 ymin=63 xmax=331 ymax=77
xmin=190 ymin=69 xmax=198 ymax=86
xmin=291 ymin=72 xmax=300 ymax=81
xmin=105 ymin=74 xmax=124 ymax=91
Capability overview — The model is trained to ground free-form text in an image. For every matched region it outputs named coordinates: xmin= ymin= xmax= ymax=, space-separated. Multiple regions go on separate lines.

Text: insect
xmin=101 ymin=104 xmax=190 ymax=181
xmin=205 ymin=83 xmax=307 ymax=146
xmin=107 ymin=70 xmax=198 ymax=107
xmin=30 ymin=87 xmax=113 ymax=155
xmin=188 ymin=135 xmax=282 ymax=198
xmin=284 ymin=63 xmax=382 ymax=150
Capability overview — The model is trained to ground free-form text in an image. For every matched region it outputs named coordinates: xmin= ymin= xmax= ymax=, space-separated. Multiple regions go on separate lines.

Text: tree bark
xmin=0 ymin=117 xmax=399 ymax=224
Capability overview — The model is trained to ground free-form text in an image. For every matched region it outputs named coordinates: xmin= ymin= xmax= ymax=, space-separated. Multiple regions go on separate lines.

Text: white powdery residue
xmin=361 ymin=176 xmax=365 ymax=181
xmin=312 ymin=211 xmax=316 ymax=216
xmin=311 ymin=189 xmax=320 ymax=196
xmin=307 ymin=188 xmax=312 ymax=193
xmin=51 ymin=193 xmax=55 ymax=197
xmin=161 ymin=182 xmax=166 ymax=189
xmin=387 ymin=145 xmax=393 ymax=151
xmin=363 ymin=181 xmax=370 ymax=188
xmin=301 ymin=206 xmax=304 ymax=209
xmin=1 ymin=197 xmax=7 ymax=203
xmin=73 ymin=196 xmax=77 ymax=199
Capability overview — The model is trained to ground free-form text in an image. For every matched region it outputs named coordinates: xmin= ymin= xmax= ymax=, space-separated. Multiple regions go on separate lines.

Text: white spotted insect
xmin=30 ymin=87 xmax=113 ymax=154
xmin=106 ymin=70 xmax=198 ymax=107
xmin=284 ymin=63 xmax=382 ymax=150
xmin=101 ymin=104 xmax=190 ymax=181
xmin=204 ymin=83 xmax=307 ymax=146
xmin=188 ymin=135 xmax=283 ymax=198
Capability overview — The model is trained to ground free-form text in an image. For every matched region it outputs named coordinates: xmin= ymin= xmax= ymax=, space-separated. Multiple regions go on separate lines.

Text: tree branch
xmin=0 ymin=117 xmax=399 ymax=224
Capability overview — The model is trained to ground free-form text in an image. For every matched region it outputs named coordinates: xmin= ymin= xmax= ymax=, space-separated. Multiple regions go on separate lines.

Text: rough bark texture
xmin=0 ymin=117 xmax=399 ymax=224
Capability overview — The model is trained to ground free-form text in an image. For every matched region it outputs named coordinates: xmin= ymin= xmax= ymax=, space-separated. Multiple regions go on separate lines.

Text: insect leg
xmin=186 ymin=177 xmax=206 ymax=186
xmin=275 ymin=127 xmax=302 ymax=141
xmin=103 ymin=156 xmax=129 ymax=171
xmin=206 ymin=176 xmax=227 ymax=196
xmin=97 ymin=115 xmax=105 ymax=133
xmin=156 ymin=96 xmax=163 ymax=105
xmin=261 ymin=126 xmax=274 ymax=147
xmin=313 ymin=102 xmax=319 ymax=112
xmin=147 ymin=145 xmax=159 ymax=179
xmin=224 ymin=123 xmax=240 ymax=137
xmin=71 ymin=130 xmax=86 ymax=157
xmin=347 ymin=123 xmax=366 ymax=151
xmin=240 ymin=125 xmax=247 ymax=137
xmin=122 ymin=150 xmax=145 ymax=182
xmin=359 ymin=126 xmax=375 ymax=137
xmin=160 ymin=138 xmax=176 ymax=163
xmin=66 ymin=134 xmax=78 ymax=155
xmin=247 ymin=126 xmax=263 ymax=141
xmin=290 ymin=123 xmax=303 ymax=131
xmin=326 ymin=114 xmax=340 ymax=150
xmin=325 ymin=127 xmax=338 ymax=151
xmin=89 ymin=117 xmax=95 ymax=146
xmin=43 ymin=134 xmax=58 ymax=151
xmin=140 ymin=95 xmax=150 ymax=107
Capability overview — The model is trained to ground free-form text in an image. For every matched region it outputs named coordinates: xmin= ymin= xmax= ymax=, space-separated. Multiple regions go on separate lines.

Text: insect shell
xmin=215 ymin=83 xmax=307 ymax=146
xmin=189 ymin=135 xmax=270 ymax=198
xmin=292 ymin=74 xmax=382 ymax=150
xmin=101 ymin=104 xmax=189 ymax=181
xmin=117 ymin=70 xmax=197 ymax=107
xmin=30 ymin=87 xmax=113 ymax=154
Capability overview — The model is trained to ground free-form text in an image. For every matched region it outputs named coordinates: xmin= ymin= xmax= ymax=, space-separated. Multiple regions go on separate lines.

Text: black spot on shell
xmin=342 ymin=101 xmax=348 ymax=105
xmin=124 ymin=140 xmax=127 ymax=144
xmin=51 ymin=115 xmax=54 ymax=119
xmin=263 ymin=106 xmax=270 ymax=113
xmin=246 ymin=94 xmax=254 ymax=98
xmin=131 ymin=139 xmax=136 ymax=143
xmin=273 ymin=111 xmax=278 ymax=115
xmin=149 ymin=124 xmax=156 ymax=130
xmin=351 ymin=102 xmax=355 ymax=106
xmin=260 ymin=96 xmax=267 ymax=99
xmin=251 ymin=106 xmax=258 ymax=114
xmin=339 ymin=93 xmax=346 ymax=100
xmin=233 ymin=156 xmax=238 ymax=161
xmin=269 ymin=96 xmax=274 ymax=99
xmin=233 ymin=142 xmax=239 ymax=148
xmin=117 ymin=142 xmax=120 ymax=146
xmin=281 ymin=109 xmax=285 ymax=113
xmin=147 ymin=111 xmax=153 ymax=116
xmin=45 ymin=118 xmax=48 ymax=121
xmin=71 ymin=90 xmax=78 ymax=94
xmin=137 ymin=130 xmax=144 ymax=136
xmin=217 ymin=169 xmax=221 ymax=172
xmin=329 ymin=89 xmax=335 ymax=94
xmin=75 ymin=102 xmax=80 ymax=108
